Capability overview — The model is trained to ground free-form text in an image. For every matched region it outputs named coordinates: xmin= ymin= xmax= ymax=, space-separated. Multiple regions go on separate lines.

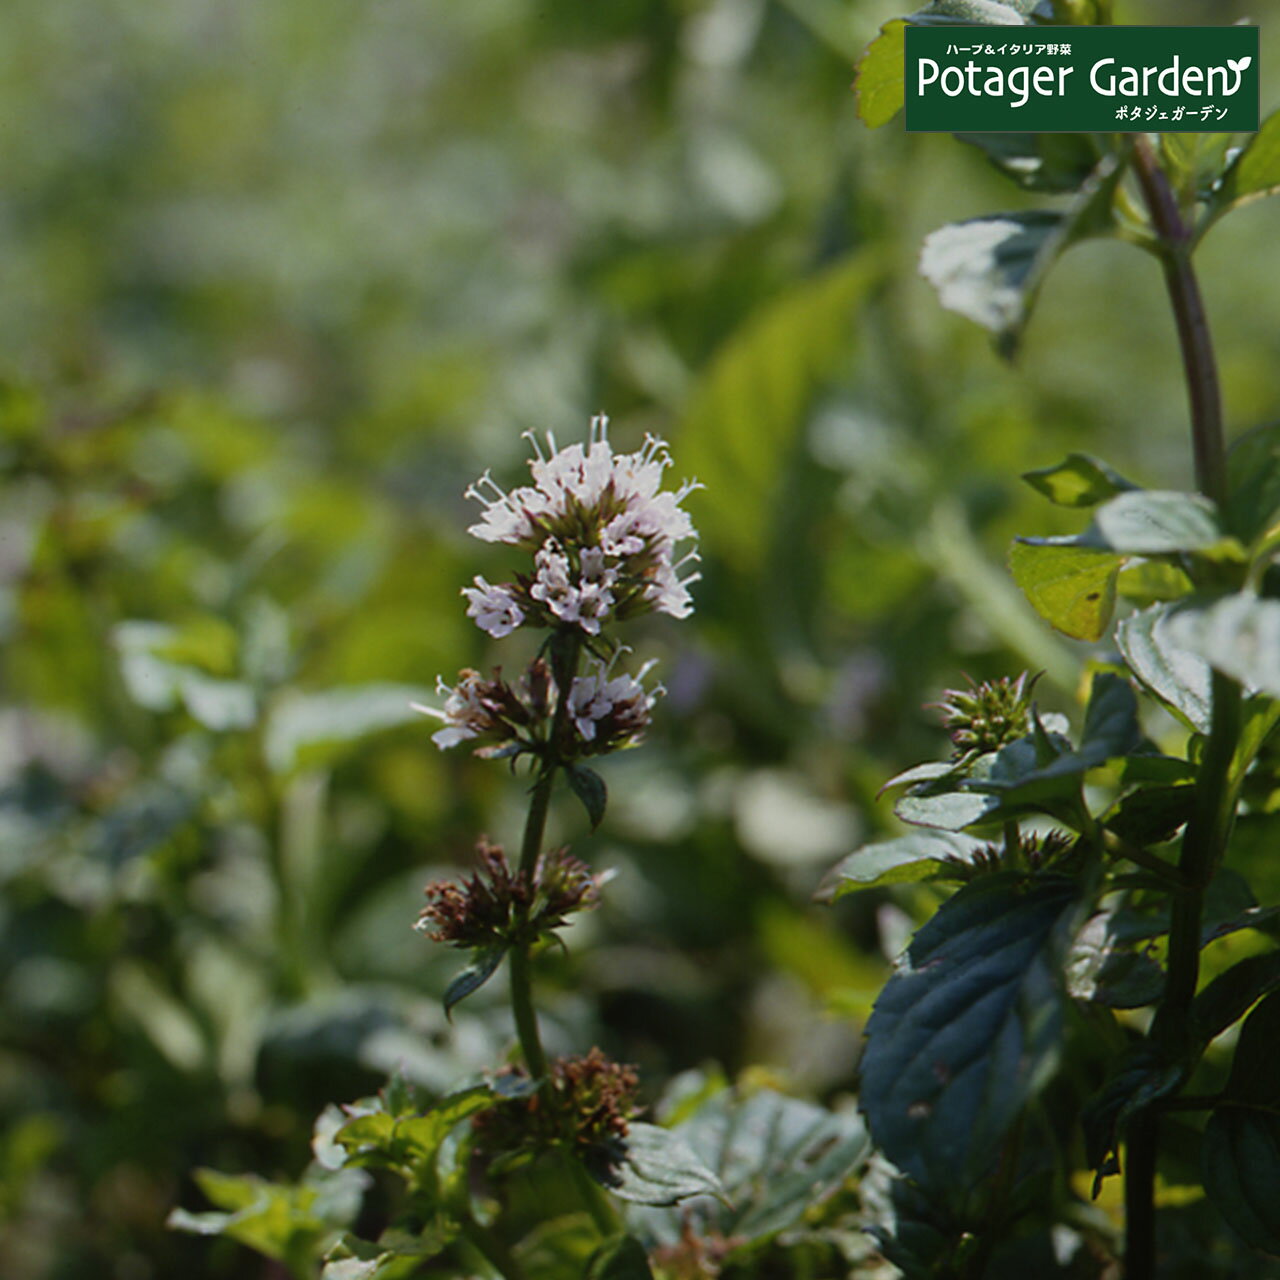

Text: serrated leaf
xmin=859 ymin=874 xmax=1077 ymax=1200
xmin=567 ymin=764 xmax=607 ymax=830
xmin=601 ymin=1122 xmax=723 ymax=1207
xmin=443 ymin=946 xmax=507 ymax=1018
xmin=1166 ymin=595 xmax=1280 ymax=697
xmin=1008 ymin=539 xmax=1120 ymax=641
xmin=1022 ymin=453 xmax=1139 ymax=508
xmin=1209 ymin=109 xmax=1280 ymax=222
xmin=818 ymin=831 xmax=987 ymax=898
xmin=855 ymin=21 xmax=906 ymax=128
xmin=587 ymin=1235 xmax=654 ymax=1280
xmin=1116 ymin=603 xmax=1212 ymax=733
xmin=1192 ymin=950 xmax=1280 ymax=1044
xmin=335 ymin=1085 xmax=495 ymax=1175
xmin=919 ymin=151 xmax=1125 ymax=355
xmin=1065 ymin=911 xmax=1165 ymax=1009
xmin=1202 ymin=1108 xmax=1280 ymax=1257
xmin=626 ymin=1085 xmax=869 ymax=1248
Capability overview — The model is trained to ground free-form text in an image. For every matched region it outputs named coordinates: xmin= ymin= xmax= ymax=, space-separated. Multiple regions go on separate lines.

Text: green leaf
xmin=1209 ymin=110 xmax=1280 ymax=222
xmin=957 ymin=134 xmax=1101 ymax=195
xmin=264 ymin=684 xmax=435 ymax=773
xmin=859 ymin=874 xmax=1077 ymax=1200
xmin=919 ymin=151 xmax=1125 ymax=355
xmin=1202 ymin=1108 xmax=1280 ymax=1257
xmin=1008 ymin=539 xmax=1119 ymax=641
xmin=1159 ymin=133 xmax=1237 ymax=205
xmin=586 ymin=1235 xmax=654 ymax=1280
xmin=854 ymin=21 xmax=906 ymax=128
xmin=1066 ymin=911 xmax=1165 ymax=1009
xmin=1191 ymin=950 xmax=1280 ymax=1044
xmin=1082 ymin=1049 xmax=1186 ymax=1188
xmin=678 ymin=253 xmax=881 ymax=574
xmin=630 ymin=1084 xmax=869 ymax=1248
xmin=334 ymin=1084 xmax=494 ymax=1176
xmin=443 ymin=946 xmax=508 ymax=1019
xmin=1021 ymin=453 xmax=1139 ymax=508
xmin=601 ymin=1122 xmax=723 ymax=1207
xmin=1102 ymin=784 xmax=1195 ymax=847
xmin=1086 ymin=490 xmax=1235 ymax=557
xmin=1077 ymin=672 xmax=1143 ymax=766
xmin=1116 ymin=603 xmax=1212 ymax=733
xmin=908 ymin=0 xmax=1037 ymax=23
xmin=1166 ymin=595 xmax=1280 ymax=697
xmin=1225 ymin=419 xmax=1280 ymax=542
xmin=818 ymin=831 xmax=987 ymax=897
xmin=894 ymin=787 xmax=1001 ymax=832
xmin=566 ymin=764 xmax=607 ymax=830
xmin=1221 ymin=989 xmax=1280 ymax=1105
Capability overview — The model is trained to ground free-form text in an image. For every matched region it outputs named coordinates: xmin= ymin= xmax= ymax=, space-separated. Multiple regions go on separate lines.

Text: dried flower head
xmin=934 ymin=672 xmax=1039 ymax=760
xmin=416 ymin=840 xmax=604 ymax=949
xmin=472 ymin=1048 xmax=640 ymax=1167
xmin=462 ymin=416 xmax=700 ymax=639
xmin=942 ymin=829 xmax=1077 ymax=881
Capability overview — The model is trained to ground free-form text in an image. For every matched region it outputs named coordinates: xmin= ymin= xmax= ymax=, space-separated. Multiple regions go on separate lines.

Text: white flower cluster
xmin=568 ymin=658 xmax=661 ymax=746
xmin=461 ymin=416 xmax=700 ymax=639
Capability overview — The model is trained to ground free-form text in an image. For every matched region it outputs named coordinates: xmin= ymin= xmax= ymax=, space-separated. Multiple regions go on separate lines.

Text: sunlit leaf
xmin=1192 ymin=950 xmax=1280 ymax=1044
xmin=1021 ymin=453 xmax=1138 ymax=508
xmin=1166 ymin=595 xmax=1280 ymax=697
xmin=854 ymin=21 xmax=906 ymax=128
xmin=1208 ymin=110 xmax=1280 ymax=223
xmin=1008 ymin=539 xmax=1119 ymax=641
xmin=1116 ymin=603 xmax=1212 ymax=732
xmin=818 ymin=831 xmax=987 ymax=898
xmin=601 ymin=1122 xmax=723 ymax=1207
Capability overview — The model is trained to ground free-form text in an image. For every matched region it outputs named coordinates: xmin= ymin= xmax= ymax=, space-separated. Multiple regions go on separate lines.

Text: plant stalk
xmin=508 ymin=632 xmax=583 ymax=1079
xmin=1125 ymin=136 xmax=1240 ymax=1280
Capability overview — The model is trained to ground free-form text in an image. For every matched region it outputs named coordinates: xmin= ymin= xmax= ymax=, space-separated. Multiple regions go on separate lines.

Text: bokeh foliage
xmin=2 ymin=0 xmax=1279 ymax=1276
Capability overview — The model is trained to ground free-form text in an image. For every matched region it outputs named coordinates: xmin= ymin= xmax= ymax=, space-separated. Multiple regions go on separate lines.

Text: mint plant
xmin=827 ymin=2 xmax=1280 ymax=1275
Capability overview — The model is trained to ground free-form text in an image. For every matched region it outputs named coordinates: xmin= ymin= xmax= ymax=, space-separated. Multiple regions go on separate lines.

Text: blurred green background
xmin=2 ymin=0 xmax=1278 ymax=1275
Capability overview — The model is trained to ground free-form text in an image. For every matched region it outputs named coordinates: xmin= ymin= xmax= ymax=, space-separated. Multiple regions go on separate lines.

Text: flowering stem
xmin=508 ymin=630 xmax=584 ymax=1080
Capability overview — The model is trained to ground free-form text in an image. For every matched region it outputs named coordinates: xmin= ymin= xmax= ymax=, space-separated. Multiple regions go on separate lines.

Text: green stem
xmin=459 ymin=1216 xmax=528 ymax=1280
xmin=1132 ymin=136 xmax=1227 ymax=508
xmin=1124 ymin=137 xmax=1240 ymax=1280
xmin=568 ymin=1155 xmax=619 ymax=1237
xmin=507 ymin=631 xmax=583 ymax=1079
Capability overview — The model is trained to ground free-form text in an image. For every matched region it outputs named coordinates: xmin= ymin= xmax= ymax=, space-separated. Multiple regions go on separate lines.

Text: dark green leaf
xmin=880 ymin=761 xmax=961 ymax=793
xmin=956 ymin=134 xmax=1101 ymax=195
xmin=1066 ymin=911 xmax=1165 ymax=1009
xmin=1202 ymin=1108 xmax=1280 ymax=1257
xmin=566 ymin=764 xmax=607 ymax=830
xmin=1082 ymin=1049 xmax=1185 ymax=1187
xmin=1116 ymin=603 xmax=1212 ymax=733
xmin=854 ymin=21 xmax=906 ymax=128
xmin=601 ymin=1122 xmax=723 ymax=1207
xmin=1221 ymin=990 xmax=1280 ymax=1105
xmin=587 ymin=1235 xmax=654 ymax=1280
xmin=1078 ymin=672 xmax=1143 ymax=767
xmin=1167 ymin=595 xmax=1280 ymax=697
xmin=443 ymin=946 xmax=507 ymax=1018
xmin=859 ymin=874 xmax=1077 ymax=1199
xmin=1022 ymin=453 xmax=1139 ymax=508
xmin=1008 ymin=539 xmax=1119 ymax=641
xmin=818 ymin=831 xmax=987 ymax=898
xmin=1102 ymin=784 xmax=1195 ymax=846
xmin=1192 ymin=950 xmax=1280 ymax=1044
xmin=1224 ymin=419 xmax=1280 ymax=542
xmin=1208 ymin=110 xmax=1280 ymax=222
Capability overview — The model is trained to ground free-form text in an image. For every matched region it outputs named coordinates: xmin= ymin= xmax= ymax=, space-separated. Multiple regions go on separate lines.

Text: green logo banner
xmin=904 ymin=25 xmax=1259 ymax=133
